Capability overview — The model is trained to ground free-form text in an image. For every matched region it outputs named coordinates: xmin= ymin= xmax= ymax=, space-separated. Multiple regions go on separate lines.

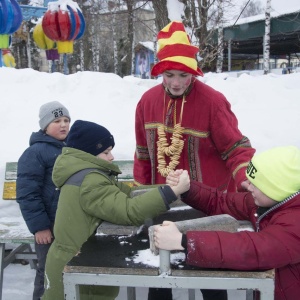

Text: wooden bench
xmin=0 ymin=160 xmax=134 ymax=300
xmin=2 ymin=160 xmax=134 ymax=200
xmin=0 ymin=217 xmax=37 ymax=300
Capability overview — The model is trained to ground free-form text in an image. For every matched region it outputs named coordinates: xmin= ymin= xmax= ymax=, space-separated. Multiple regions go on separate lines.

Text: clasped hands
xmin=154 ymin=169 xmax=188 ymax=251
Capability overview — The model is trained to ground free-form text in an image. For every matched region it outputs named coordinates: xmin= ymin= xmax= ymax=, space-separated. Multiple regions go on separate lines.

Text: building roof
xmin=221 ymin=10 xmax=300 ymax=56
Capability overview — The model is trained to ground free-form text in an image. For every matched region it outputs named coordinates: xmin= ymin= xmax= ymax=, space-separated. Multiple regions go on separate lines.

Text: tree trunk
xmin=112 ymin=10 xmax=119 ymax=75
xmin=152 ymin=0 xmax=169 ymax=31
xmin=26 ymin=30 xmax=32 ymax=68
xmin=263 ymin=0 xmax=271 ymax=75
xmin=216 ymin=0 xmax=224 ymax=73
xmin=125 ymin=0 xmax=134 ymax=75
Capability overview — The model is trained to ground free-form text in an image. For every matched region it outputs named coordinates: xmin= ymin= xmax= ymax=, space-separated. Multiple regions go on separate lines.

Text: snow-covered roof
xmin=225 ymin=6 xmax=300 ymax=27
xmin=136 ymin=41 xmax=154 ymax=52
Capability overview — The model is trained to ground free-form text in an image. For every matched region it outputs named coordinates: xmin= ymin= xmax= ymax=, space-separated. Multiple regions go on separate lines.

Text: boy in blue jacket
xmin=17 ymin=101 xmax=71 ymax=300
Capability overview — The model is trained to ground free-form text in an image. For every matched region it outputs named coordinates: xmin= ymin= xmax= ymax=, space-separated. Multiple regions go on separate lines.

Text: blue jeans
xmin=33 ymin=241 xmax=52 ymax=300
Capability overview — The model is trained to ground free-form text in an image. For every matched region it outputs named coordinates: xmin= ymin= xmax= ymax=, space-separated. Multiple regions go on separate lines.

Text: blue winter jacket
xmin=16 ymin=130 xmax=67 ymax=234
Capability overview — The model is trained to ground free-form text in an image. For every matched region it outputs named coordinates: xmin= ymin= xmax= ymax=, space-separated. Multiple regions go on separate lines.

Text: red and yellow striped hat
xmin=151 ymin=21 xmax=203 ymax=77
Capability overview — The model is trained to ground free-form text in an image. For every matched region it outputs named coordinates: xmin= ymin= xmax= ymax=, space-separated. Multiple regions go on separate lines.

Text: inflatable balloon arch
xmin=1 ymin=0 xmax=85 ymax=73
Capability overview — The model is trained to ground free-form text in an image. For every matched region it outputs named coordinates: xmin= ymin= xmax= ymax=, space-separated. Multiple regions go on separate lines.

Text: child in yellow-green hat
xmin=154 ymin=146 xmax=300 ymax=300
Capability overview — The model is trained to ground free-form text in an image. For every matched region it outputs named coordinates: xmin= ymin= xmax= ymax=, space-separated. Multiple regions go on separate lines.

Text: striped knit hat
xmin=151 ymin=21 xmax=203 ymax=77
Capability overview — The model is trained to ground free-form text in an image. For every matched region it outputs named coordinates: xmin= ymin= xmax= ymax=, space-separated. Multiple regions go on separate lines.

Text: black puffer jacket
xmin=16 ymin=130 xmax=67 ymax=234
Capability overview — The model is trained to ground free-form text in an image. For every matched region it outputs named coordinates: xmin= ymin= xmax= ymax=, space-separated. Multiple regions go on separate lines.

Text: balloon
xmin=42 ymin=10 xmax=60 ymax=41
xmin=33 ymin=22 xmax=56 ymax=50
xmin=75 ymin=9 xmax=85 ymax=40
xmin=67 ymin=5 xmax=80 ymax=40
xmin=7 ymin=0 xmax=22 ymax=34
xmin=0 ymin=0 xmax=22 ymax=34
xmin=42 ymin=0 xmax=85 ymax=54
xmin=0 ymin=0 xmax=22 ymax=49
xmin=57 ymin=9 xmax=71 ymax=41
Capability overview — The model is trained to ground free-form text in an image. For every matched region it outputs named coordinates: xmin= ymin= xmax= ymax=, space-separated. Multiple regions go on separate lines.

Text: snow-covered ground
xmin=1 ymin=67 xmax=300 ymax=299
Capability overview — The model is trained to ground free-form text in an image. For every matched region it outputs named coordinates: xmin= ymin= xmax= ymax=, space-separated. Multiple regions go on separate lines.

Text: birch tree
xmin=263 ymin=0 xmax=271 ymax=75
xmin=151 ymin=0 xmax=169 ymax=30
xmin=125 ymin=0 xmax=135 ymax=75
xmin=91 ymin=14 xmax=100 ymax=72
xmin=107 ymin=1 xmax=119 ymax=74
xmin=216 ymin=0 xmax=224 ymax=73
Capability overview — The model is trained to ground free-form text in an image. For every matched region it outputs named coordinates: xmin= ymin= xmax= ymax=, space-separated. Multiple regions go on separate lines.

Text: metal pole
xmin=63 ymin=53 xmax=69 ymax=75
xmin=228 ymin=39 xmax=231 ymax=72
xmin=51 ymin=60 xmax=56 ymax=73
xmin=159 ymin=249 xmax=171 ymax=275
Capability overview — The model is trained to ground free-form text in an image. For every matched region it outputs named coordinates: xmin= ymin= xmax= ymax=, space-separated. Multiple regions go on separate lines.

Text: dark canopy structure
xmin=223 ymin=11 xmax=300 ymax=56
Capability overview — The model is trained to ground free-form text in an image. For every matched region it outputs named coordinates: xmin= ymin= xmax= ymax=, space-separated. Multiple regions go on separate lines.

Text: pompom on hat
xmin=151 ymin=21 xmax=203 ymax=77
xmin=67 ymin=120 xmax=115 ymax=156
xmin=39 ymin=101 xmax=70 ymax=131
xmin=246 ymin=146 xmax=300 ymax=201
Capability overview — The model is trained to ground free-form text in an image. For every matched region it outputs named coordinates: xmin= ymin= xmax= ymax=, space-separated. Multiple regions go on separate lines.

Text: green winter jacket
xmin=42 ymin=147 xmax=177 ymax=300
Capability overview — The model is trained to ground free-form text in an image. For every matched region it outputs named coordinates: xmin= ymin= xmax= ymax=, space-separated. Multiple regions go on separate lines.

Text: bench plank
xmin=5 ymin=162 xmax=17 ymax=180
xmin=2 ymin=160 xmax=134 ymax=200
xmin=114 ymin=160 xmax=134 ymax=180
xmin=2 ymin=182 xmax=16 ymax=200
xmin=0 ymin=217 xmax=34 ymax=243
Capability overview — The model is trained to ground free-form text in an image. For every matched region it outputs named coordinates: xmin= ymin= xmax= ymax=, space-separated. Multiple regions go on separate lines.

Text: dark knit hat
xmin=67 ymin=120 xmax=115 ymax=156
xmin=39 ymin=101 xmax=70 ymax=130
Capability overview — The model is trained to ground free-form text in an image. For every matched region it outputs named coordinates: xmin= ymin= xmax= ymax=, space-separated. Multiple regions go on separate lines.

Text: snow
xmin=1 ymin=1 xmax=298 ymax=298
xmin=1 ymin=67 xmax=299 ymax=299
xmin=47 ymin=0 xmax=81 ymax=12
xmin=131 ymin=248 xmax=185 ymax=268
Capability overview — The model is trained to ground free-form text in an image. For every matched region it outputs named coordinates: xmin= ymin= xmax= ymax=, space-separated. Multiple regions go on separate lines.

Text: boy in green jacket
xmin=42 ymin=120 xmax=190 ymax=300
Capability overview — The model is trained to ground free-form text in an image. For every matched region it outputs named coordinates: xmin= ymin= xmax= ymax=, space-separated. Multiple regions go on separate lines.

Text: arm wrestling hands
xmin=154 ymin=170 xmax=188 ymax=251
xmin=168 ymin=169 xmax=190 ymax=197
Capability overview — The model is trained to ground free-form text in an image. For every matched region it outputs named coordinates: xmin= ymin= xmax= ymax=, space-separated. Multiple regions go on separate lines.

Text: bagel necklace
xmin=157 ymin=87 xmax=189 ymax=177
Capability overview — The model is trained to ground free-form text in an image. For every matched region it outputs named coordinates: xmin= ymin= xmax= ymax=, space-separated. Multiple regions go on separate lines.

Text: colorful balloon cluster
xmin=42 ymin=0 xmax=85 ymax=54
xmin=0 ymin=0 xmax=22 ymax=49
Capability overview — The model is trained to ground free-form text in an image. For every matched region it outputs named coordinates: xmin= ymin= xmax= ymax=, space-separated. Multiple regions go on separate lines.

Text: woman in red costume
xmin=133 ymin=21 xmax=256 ymax=300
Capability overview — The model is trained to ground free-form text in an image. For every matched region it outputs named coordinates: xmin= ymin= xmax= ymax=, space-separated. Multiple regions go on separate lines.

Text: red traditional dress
xmin=134 ymin=78 xmax=255 ymax=191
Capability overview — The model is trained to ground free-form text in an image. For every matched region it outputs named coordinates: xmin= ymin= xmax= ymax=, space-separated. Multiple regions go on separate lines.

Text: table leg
xmin=260 ymin=282 xmax=275 ymax=300
xmin=127 ymin=287 xmax=136 ymax=300
xmin=188 ymin=289 xmax=195 ymax=300
xmin=246 ymin=289 xmax=254 ymax=300
xmin=0 ymin=243 xmax=5 ymax=300
xmin=64 ymin=274 xmax=80 ymax=300
xmin=23 ymin=244 xmax=37 ymax=270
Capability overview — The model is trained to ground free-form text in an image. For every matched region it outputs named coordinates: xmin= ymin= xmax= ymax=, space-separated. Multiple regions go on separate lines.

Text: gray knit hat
xmin=39 ymin=101 xmax=70 ymax=130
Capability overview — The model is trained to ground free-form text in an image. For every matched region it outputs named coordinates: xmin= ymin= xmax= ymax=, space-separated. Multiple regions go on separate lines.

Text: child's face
xmin=247 ymin=183 xmax=277 ymax=207
xmin=97 ymin=147 xmax=114 ymax=162
xmin=162 ymin=70 xmax=193 ymax=96
xmin=45 ymin=117 xmax=70 ymax=141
